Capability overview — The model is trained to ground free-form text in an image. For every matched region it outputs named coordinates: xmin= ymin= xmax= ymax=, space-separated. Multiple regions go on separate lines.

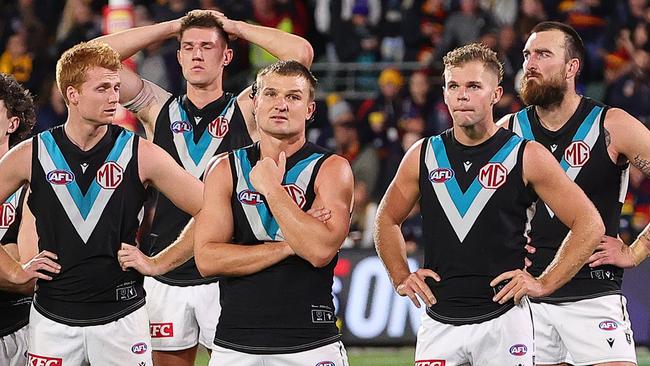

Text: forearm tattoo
xmin=632 ymin=155 xmax=650 ymax=177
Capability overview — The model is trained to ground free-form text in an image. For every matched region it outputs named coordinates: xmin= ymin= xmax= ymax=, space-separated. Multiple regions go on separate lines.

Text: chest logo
xmin=0 ymin=202 xmax=16 ymax=229
xmin=171 ymin=120 xmax=193 ymax=134
xmin=96 ymin=162 xmax=124 ymax=189
xmin=284 ymin=184 xmax=306 ymax=209
xmin=564 ymin=141 xmax=590 ymax=167
xmin=478 ymin=163 xmax=507 ymax=189
xmin=238 ymin=189 xmax=265 ymax=205
xmin=47 ymin=170 xmax=75 ymax=185
xmin=429 ymin=168 xmax=454 ymax=183
xmin=208 ymin=116 xmax=229 ymax=138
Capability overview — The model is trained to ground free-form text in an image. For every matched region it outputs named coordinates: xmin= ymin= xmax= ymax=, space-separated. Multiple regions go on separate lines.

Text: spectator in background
xmin=402 ymin=0 xmax=447 ymax=63
xmin=0 ymin=33 xmax=33 ymax=88
xmin=401 ymin=70 xmax=445 ymax=136
xmin=357 ymin=68 xmax=404 ymax=152
xmin=328 ymin=94 xmax=380 ymax=248
xmin=248 ymin=0 xmax=309 ymax=70
xmin=55 ymin=0 xmax=101 ymax=57
xmin=151 ymin=0 xmax=198 ymax=22
xmin=435 ymin=0 xmax=496 ymax=60
xmin=33 ymin=78 xmax=66 ymax=134
xmin=605 ymin=47 xmax=650 ymax=126
xmin=514 ymin=0 xmax=548 ymax=43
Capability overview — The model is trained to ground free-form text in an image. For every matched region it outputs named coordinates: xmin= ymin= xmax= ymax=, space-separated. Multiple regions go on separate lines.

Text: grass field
xmin=194 ymin=346 xmax=650 ymax=365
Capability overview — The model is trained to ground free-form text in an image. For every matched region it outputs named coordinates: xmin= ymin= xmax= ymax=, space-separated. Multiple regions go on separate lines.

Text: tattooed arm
xmin=590 ymin=109 xmax=650 ymax=268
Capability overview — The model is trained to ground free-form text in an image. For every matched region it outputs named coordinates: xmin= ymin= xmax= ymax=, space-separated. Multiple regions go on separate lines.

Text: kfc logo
xmin=415 ymin=360 xmax=446 ymax=366
xmin=150 ymin=323 xmax=174 ymax=338
xmin=28 ymin=354 xmax=62 ymax=366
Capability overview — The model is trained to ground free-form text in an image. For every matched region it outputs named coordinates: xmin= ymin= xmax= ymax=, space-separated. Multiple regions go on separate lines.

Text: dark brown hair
xmin=0 ymin=73 xmax=36 ymax=147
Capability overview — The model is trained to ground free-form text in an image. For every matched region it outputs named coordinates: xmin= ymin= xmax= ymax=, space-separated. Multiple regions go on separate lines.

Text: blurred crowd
xmin=0 ymin=0 xmax=648 ymax=250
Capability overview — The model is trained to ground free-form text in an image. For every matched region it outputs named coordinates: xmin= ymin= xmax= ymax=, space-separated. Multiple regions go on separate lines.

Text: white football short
xmin=208 ymin=341 xmax=349 ymax=366
xmin=0 ymin=324 xmax=28 ymax=366
xmin=144 ymin=276 xmax=221 ymax=351
xmin=28 ymin=305 xmax=152 ymax=366
xmin=415 ymin=298 xmax=534 ymax=366
xmin=532 ymin=294 xmax=636 ymax=365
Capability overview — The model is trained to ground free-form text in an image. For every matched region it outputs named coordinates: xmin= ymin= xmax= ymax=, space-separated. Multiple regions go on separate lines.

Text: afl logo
xmin=599 ymin=321 xmax=618 ymax=331
xmin=429 ymin=168 xmax=454 ymax=183
xmin=96 ymin=162 xmax=123 ymax=189
xmin=315 ymin=362 xmax=335 ymax=366
xmin=0 ymin=202 xmax=16 ymax=229
xmin=171 ymin=120 xmax=192 ymax=133
xmin=208 ymin=116 xmax=229 ymax=138
xmin=47 ymin=170 xmax=75 ymax=185
xmin=478 ymin=162 xmax=508 ymax=189
xmin=509 ymin=344 xmax=527 ymax=356
xmin=284 ymin=184 xmax=306 ymax=209
xmin=131 ymin=342 xmax=147 ymax=354
xmin=564 ymin=141 xmax=590 ymax=167
xmin=238 ymin=189 xmax=264 ymax=205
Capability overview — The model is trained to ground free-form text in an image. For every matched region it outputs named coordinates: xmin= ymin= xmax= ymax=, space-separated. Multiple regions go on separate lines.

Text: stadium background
xmin=1 ymin=0 xmax=648 ymax=364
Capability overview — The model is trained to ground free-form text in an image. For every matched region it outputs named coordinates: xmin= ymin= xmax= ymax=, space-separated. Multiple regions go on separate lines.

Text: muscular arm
xmin=595 ymin=108 xmax=650 ymax=265
xmin=375 ymin=140 xmax=422 ymax=288
xmin=258 ymin=156 xmax=353 ymax=268
xmin=0 ymin=142 xmax=59 ymax=286
xmin=194 ymin=154 xmax=293 ymax=277
xmin=525 ymin=142 xmax=604 ymax=292
xmin=233 ymin=18 xmax=314 ymax=140
xmin=374 ymin=140 xmax=439 ymax=307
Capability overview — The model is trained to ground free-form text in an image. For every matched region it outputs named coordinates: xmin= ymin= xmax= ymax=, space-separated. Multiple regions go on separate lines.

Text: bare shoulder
xmin=522 ymin=140 xmax=559 ymax=183
xmin=495 ymin=113 xmax=513 ymax=128
xmin=2 ymin=139 xmax=33 ymax=162
xmin=316 ymin=155 xmax=353 ymax=186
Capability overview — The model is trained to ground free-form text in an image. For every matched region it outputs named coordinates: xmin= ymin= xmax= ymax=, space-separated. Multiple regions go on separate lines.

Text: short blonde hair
xmin=56 ymin=41 xmax=121 ymax=104
xmin=443 ymin=43 xmax=503 ymax=84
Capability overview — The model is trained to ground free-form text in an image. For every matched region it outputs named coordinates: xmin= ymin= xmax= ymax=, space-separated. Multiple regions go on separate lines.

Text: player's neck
xmin=259 ymin=133 xmax=306 ymax=161
xmin=187 ymin=82 xmax=224 ymax=109
xmin=63 ymin=116 xmax=108 ymax=151
xmin=534 ymin=92 xmax=582 ymax=131
xmin=453 ymin=120 xmax=499 ymax=146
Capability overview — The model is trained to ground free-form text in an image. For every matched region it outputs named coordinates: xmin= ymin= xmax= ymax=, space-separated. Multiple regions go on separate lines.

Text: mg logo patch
xmin=564 ymin=141 xmax=590 ymax=167
xmin=96 ymin=162 xmax=123 ymax=189
xmin=284 ymin=184 xmax=306 ymax=208
xmin=415 ymin=361 xmax=446 ymax=366
xmin=478 ymin=163 xmax=508 ymax=189
xmin=0 ymin=202 xmax=16 ymax=229
xmin=208 ymin=116 xmax=229 ymax=138
xmin=509 ymin=344 xmax=527 ymax=356
xmin=28 ymin=354 xmax=62 ymax=366
xmin=171 ymin=120 xmax=192 ymax=133
xmin=429 ymin=168 xmax=454 ymax=183
xmin=150 ymin=323 xmax=174 ymax=338
xmin=47 ymin=170 xmax=74 ymax=185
